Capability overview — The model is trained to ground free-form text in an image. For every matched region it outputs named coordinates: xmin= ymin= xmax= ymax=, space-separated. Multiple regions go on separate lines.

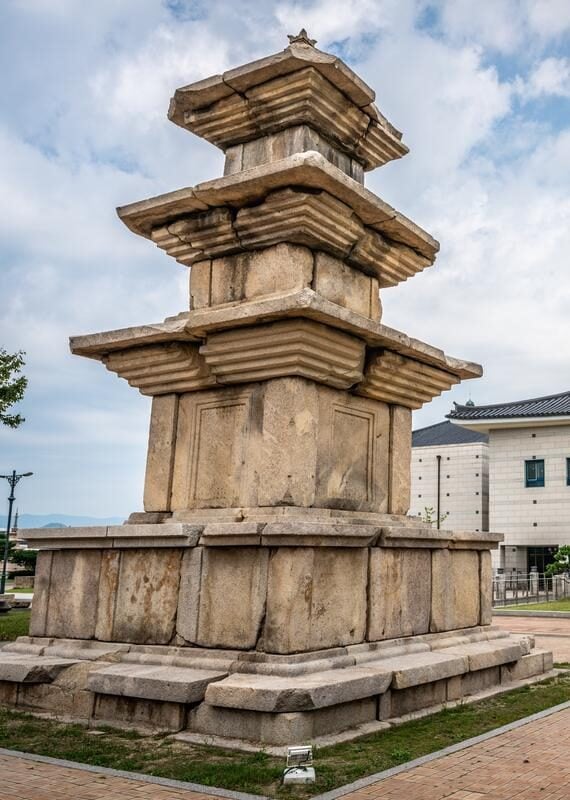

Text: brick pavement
xmin=492 ymin=614 xmax=570 ymax=662
xmin=0 ymin=753 xmax=225 ymax=800
xmin=3 ymin=707 xmax=570 ymax=800
xmin=341 ymin=706 xmax=570 ymax=800
xmin=1 ymin=617 xmax=569 ymax=800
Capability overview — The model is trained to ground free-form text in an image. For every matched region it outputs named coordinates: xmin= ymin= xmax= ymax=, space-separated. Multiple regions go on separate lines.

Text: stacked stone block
xmin=0 ymin=31 xmax=552 ymax=747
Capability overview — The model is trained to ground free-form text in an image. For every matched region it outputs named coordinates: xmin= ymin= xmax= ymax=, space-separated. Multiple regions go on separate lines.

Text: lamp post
xmin=0 ymin=470 xmax=33 ymax=594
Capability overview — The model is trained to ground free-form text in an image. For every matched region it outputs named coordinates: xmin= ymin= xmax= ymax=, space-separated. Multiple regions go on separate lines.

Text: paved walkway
xmin=1 ymin=617 xmax=568 ymax=800
xmin=342 ymin=705 xmax=570 ymax=800
xmin=0 ymin=752 xmax=225 ymax=800
xmin=3 ymin=706 xmax=570 ymax=799
xmin=492 ymin=614 xmax=570 ymax=662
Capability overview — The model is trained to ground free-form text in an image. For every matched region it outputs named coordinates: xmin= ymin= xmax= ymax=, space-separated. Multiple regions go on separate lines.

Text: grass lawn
xmin=0 ymin=609 xmax=30 ymax=641
xmin=1 ymin=674 xmax=570 ymax=797
xmin=5 ymin=587 xmax=34 ymax=594
xmin=502 ymin=599 xmax=570 ymax=612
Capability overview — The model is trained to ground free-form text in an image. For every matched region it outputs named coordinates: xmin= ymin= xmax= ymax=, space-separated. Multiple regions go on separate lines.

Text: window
xmin=525 ymin=459 xmax=544 ymax=487
xmin=567 ymin=458 xmax=570 ymax=486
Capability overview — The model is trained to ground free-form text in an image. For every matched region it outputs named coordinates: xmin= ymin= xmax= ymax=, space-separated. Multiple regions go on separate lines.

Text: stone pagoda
xmin=0 ymin=32 xmax=552 ymax=748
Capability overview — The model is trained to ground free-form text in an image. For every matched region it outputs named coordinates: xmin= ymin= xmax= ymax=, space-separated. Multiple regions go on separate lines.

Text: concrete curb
xmin=310 ymin=699 xmax=570 ymax=800
xmin=493 ymin=608 xmax=570 ymax=619
xmin=0 ymin=747 xmax=269 ymax=800
xmin=493 ymin=610 xmax=570 ymax=618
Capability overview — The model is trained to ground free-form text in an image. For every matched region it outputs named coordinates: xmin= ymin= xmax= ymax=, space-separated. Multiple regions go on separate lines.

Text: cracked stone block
xmin=431 ymin=550 xmax=480 ymax=632
xmin=186 ymin=547 xmax=269 ymax=650
xmin=111 ymin=549 xmax=183 ymax=645
xmin=45 ymin=550 xmax=102 ymax=639
xmin=263 ymin=547 xmax=367 ymax=654
xmin=368 ymin=548 xmax=431 ymax=640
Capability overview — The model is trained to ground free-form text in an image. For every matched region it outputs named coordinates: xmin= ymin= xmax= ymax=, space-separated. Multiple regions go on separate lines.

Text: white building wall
xmin=489 ymin=424 xmax=570 ymax=572
xmin=411 ymin=442 xmax=489 ymax=532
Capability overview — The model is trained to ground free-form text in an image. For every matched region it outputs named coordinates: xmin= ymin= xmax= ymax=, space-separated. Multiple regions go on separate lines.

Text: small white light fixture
xmin=282 ymin=745 xmax=315 ymax=785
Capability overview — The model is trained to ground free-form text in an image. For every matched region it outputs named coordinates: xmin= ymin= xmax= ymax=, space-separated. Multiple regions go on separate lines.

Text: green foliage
xmin=421 ymin=506 xmax=449 ymax=526
xmin=0 ymin=609 xmax=30 ymax=641
xmin=504 ymin=599 xmax=570 ymax=612
xmin=545 ymin=545 xmax=570 ymax=576
xmin=0 ymin=535 xmax=37 ymax=574
xmin=0 ymin=349 xmax=27 ymax=428
xmin=9 ymin=548 xmax=37 ymax=572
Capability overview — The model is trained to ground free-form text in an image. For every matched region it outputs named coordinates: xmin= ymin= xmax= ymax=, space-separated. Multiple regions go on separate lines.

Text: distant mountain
xmin=0 ymin=513 xmax=125 ymax=529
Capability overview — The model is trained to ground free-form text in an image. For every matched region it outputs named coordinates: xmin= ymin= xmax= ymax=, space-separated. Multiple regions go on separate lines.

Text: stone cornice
xmin=116 ymin=152 xmax=438 ymax=261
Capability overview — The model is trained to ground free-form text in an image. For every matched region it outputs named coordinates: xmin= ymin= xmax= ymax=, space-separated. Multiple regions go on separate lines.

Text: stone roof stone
xmin=167 ymin=35 xmax=407 ymax=171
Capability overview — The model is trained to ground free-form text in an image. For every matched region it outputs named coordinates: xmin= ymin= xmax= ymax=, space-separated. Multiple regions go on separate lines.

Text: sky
xmin=1 ymin=0 xmax=570 ymax=518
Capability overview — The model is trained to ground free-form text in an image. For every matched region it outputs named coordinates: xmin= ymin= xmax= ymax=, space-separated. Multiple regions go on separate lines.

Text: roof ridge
xmin=451 ymin=389 xmax=570 ymax=413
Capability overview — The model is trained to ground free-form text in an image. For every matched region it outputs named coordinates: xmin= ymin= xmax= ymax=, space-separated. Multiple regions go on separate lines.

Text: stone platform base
xmin=174 ymin=668 xmax=561 ymax=754
xmin=0 ymin=627 xmax=553 ymax=748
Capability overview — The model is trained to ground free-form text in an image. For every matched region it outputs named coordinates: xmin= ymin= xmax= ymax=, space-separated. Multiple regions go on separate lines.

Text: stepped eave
xmin=169 ymin=40 xmax=377 ymax=115
xmin=69 ymin=288 xmax=481 ymax=383
xmin=167 ymin=39 xmax=407 ymax=171
xmin=116 ymin=151 xmax=439 ymax=260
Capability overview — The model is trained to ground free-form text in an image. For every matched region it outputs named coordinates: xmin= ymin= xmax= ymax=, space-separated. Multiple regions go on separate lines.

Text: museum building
xmin=448 ymin=391 xmax=570 ymax=573
xmin=411 ymin=420 xmax=489 ymax=534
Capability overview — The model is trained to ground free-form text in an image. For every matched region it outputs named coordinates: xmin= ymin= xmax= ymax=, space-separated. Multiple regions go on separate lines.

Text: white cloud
xmin=437 ymin=0 xmax=524 ymax=54
xmin=522 ymin=56 xmax=570 ymax=98
xmin=526 ymin=0 xmax=570 ymax=39
xmin=275 ymin=0 xmax=401 ymax=43
xmin=1 ymin=0 xmax=570 ymax=514
xmin=436 ymin=0 xmax=570 ymax=53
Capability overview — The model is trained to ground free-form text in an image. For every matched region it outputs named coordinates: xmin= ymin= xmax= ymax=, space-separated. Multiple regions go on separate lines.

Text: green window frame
xmin=525 ymin=459 xmax=544 ymax=487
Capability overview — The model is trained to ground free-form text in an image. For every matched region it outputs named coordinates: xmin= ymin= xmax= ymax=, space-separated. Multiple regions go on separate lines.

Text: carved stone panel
xmin=169 ymin=380 xmax=391 ymax=512
xmin=315 ymin=389 xmax=390 ymax=511
xmin=171 ymin=387 xmax=255 ymax=510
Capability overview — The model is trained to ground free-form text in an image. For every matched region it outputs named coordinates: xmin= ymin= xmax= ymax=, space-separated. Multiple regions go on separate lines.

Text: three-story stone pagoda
xmin=0 ymin=32 xmax=552 ymax=748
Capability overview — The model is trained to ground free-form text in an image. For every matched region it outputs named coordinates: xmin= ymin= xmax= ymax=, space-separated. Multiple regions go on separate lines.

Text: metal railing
xmin=492 ymin=571 xmax=570 ymax=607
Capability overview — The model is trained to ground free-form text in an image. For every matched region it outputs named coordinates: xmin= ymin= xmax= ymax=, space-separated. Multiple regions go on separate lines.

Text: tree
xmin=0 ymin=534 xmax=37 ymax=575
xmin=545 ymin=545 xmax=570 ymax=576
xmin=0 ymin=349 xmax=27 ymax=427
xmin=9 ymin=548 xmax=37 ymax=573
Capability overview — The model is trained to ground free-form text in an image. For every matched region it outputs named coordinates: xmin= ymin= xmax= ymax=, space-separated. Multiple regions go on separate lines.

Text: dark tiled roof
xmin=447 ymin=391 xmax=570 ymax=421
xmin=412 ymin=420 xmax=488 ymax=447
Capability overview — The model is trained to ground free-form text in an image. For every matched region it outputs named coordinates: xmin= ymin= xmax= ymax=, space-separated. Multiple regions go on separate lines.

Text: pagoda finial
xmin=287 ymin=28 xmax=317 ymax=47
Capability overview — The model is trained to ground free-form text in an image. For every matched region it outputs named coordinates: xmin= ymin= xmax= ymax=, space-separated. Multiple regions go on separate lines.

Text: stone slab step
xmin=87 ymin=663 xmax=229 ymax=704
xmin=0 ymin=654 xmax=79 ymax=684
xmin=206 ymin=664 xmax=393 ymax=712
xmin=443 ymin=640 xmax=524 ymax=672
xmin=204 ymin=639 xmax=526 ymax=712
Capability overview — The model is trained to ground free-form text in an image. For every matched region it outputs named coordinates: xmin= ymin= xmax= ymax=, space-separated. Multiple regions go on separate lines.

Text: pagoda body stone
xmin=0 ymin=32 xmax=552 ymax=748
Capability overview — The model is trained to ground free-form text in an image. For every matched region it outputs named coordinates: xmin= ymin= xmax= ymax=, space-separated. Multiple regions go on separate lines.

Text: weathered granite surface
xmin=0 ymin=31 xmax=551 ymax=748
